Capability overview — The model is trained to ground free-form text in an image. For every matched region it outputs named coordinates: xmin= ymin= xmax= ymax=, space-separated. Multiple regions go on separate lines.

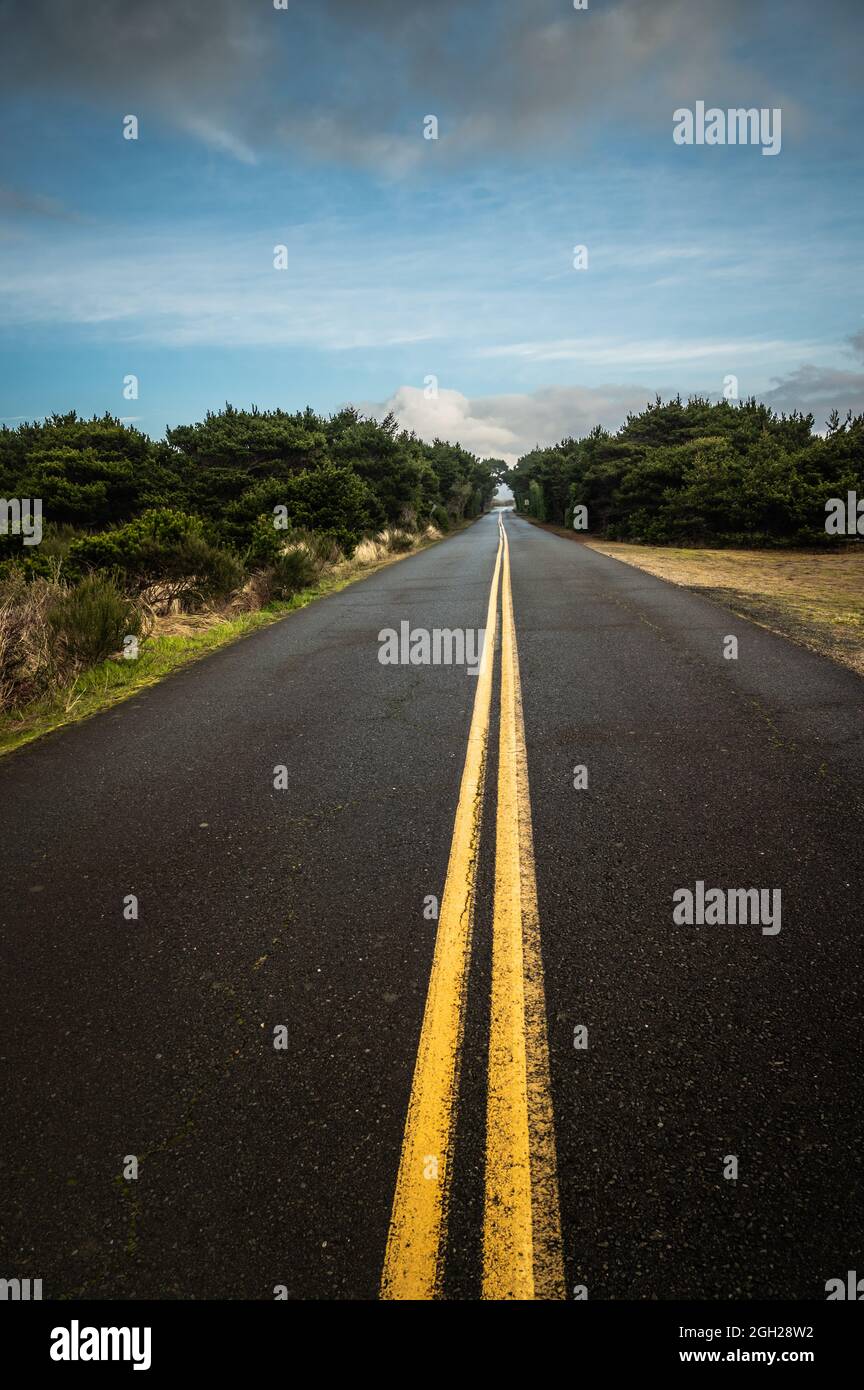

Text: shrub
xmin=528 ymin=479 xmax=547 ymax=521
xmin=159 ymin=535 xmax=244 ymax=609
xmin=47 ymin=574 xmax=142 ymax=667
xmin=242 ymin=514 xmax=284 ymax=569
xmin=268 ymin=546 xmax=319 ymax=599
xmin=241 ymin=569 xmax=276 ymax=608
xmin=0 ymin=570 xmax=147 ymax=712
xmin=68 ymin=510 xmax=243 ymax=611
xmin=67 ymin=508 xmax=204 ymax=586
xmin=276 ymin=465 xmax=373 ymax=556
xmin=431 ymin=505 xmax=450 ymax=532
xmin=306 ymin=533 xmax=344 ymax=567
xmin=39 ymin=522 xmax=81 ymax=561
xmin=352 ymin=538 xmax=386 ymax=566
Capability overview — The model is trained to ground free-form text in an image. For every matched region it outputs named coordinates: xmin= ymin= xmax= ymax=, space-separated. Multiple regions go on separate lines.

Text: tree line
xmin=0 ymin=405 xmax=503 ymax=715
xmin=0 ymin=404 xmax=503 ymax=576
xmin=509 ymin=396 xmax=864 ymax=546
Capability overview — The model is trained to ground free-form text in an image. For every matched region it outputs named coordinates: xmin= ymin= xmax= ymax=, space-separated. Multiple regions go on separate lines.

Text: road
xmin=1 ymin=509 xmax=863 ymax=1300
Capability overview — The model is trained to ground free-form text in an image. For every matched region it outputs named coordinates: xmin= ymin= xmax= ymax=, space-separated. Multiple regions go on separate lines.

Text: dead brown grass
xmin=582 ymin=536 xmax=864 ymax=676
xmin=141 ymin=525 xmax=443 ymax=642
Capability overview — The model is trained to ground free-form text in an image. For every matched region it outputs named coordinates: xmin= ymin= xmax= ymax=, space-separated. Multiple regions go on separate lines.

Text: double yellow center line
xmin=381 ymin=514 xmax=564 ymax=1300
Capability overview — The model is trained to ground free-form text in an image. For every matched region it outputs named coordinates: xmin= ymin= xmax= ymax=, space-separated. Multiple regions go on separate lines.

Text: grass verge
xmin=527 ymin=520 xmax=864 ymax=679
xmin=0 ymin=523 xmax=469 ymax=759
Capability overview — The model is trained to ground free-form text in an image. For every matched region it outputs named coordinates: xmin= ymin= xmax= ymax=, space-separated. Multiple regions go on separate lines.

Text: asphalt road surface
xmin=2 ymin=509 xmax=863 ymax=1300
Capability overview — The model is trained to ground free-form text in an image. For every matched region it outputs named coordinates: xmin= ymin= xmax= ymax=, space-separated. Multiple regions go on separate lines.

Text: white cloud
xmin=364 ymin=363 xmax=864 ymax=465
xmin=364 ymin=386 xmax=523 ymax=461
xmin=180 ymin=117 xmax=258 ymax=166
xmin=360 ymin=383 xmax=660 ymax=464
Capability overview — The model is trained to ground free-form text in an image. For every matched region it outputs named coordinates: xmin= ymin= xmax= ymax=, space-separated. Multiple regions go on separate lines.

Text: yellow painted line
xmin=381 ymin=522 xmax=503 ymax=1300
xmin=483 ymin=514 xmax=565 ymax=1300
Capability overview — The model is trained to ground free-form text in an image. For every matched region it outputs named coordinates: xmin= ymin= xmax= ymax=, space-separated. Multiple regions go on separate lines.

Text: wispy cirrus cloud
xmin=0 ymin=227 xmax=446 ymax=350
xmin=477 ymin=337 xmax=828 ymax=370
xmin=0 ymin=210 xmax=835 ymax=380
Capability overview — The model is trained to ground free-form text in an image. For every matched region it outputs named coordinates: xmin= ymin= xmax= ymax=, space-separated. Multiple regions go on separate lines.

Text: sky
xmin=0 ymin=0 xmax=863 ymax=464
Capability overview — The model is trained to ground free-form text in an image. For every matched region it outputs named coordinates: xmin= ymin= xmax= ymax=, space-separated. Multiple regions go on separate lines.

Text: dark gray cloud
xmin=762 ymin=363 xmax=864 ymax=423
xmin=1 ymin=0 xmax=859 ymax=166
xmin=0 ymin=0 xmax=267 ymax=157
xmin=0 ymin=0 xmax=262 ymax=100
xmin=756 ymin=327 xmax=864 ymax=423
xmin=766 ymin=361 xmax=864 ymax=419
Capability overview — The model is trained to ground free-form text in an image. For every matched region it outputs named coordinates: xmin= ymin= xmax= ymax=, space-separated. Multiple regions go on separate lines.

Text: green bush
xmin=67 ymin=510 xmax=243 ymax=609
xmin=0 ymin=409 xmax=502 ymax=577
xmin=67 ymin=508 xmax=204 ymax=585
xmin=431 ymin=505 xmax=450 ymax=532
xmin=165 ymin=535 xmax=244 ymax=608
xmin=510 ymin=398 xmax=864 ymax=546
xmin=276 ymin=465 xmax=373 ymax=557
xmin=242 ymin=514 xmax=285 ymax=568
xmin=47 ymin=574 xmax=142 ymax=667
xmin=268 ymin=547 xmax=319 ymax=599
xmin=527 ymin=479 xmax=547 ymax=521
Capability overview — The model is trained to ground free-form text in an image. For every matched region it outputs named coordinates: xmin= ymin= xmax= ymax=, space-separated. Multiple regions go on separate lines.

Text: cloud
xmin=360 ymin=383 xmax=660 ymax=464
xmin=0 ymin=227 xmax=449 ymax=349
xmin=365 ymin=357 xmax=864 ymax=463
xmin=758 ymin=331 xmax=864 ymax=422
xmin=477 ymin=337 xmax=822 ymax=368
xmin=275 ymin=117 xmax=424 ymax=179
xmin=179 ymin=117 xmax=258 ymax=166
xmin=2 ymin=0 xmax=856 ymax=167
xmin=762 ymin=363 xmax=864 ymax=422
xmin=0 ymin=0 xmax=268 ymax=158
xmin=0 ymin=1 xmax=265 ymax=101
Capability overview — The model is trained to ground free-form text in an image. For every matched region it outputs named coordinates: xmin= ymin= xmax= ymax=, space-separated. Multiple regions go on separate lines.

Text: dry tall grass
xmin=0 ymin=573 xmax=58 ymax=712
xmin=348 ymin=526 xmax=439 ymax=571
xmin=0 ymin=524 xmax=442 ymax=716
xmin=0 ymin=520 xmax=450 ymax=751
xmin=0 ymin=570 xmax=151 ymax=714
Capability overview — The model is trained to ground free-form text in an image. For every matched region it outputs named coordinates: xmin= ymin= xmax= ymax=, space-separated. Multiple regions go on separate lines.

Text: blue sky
xmin=1 ymin=0 xmax=862 ymax=462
